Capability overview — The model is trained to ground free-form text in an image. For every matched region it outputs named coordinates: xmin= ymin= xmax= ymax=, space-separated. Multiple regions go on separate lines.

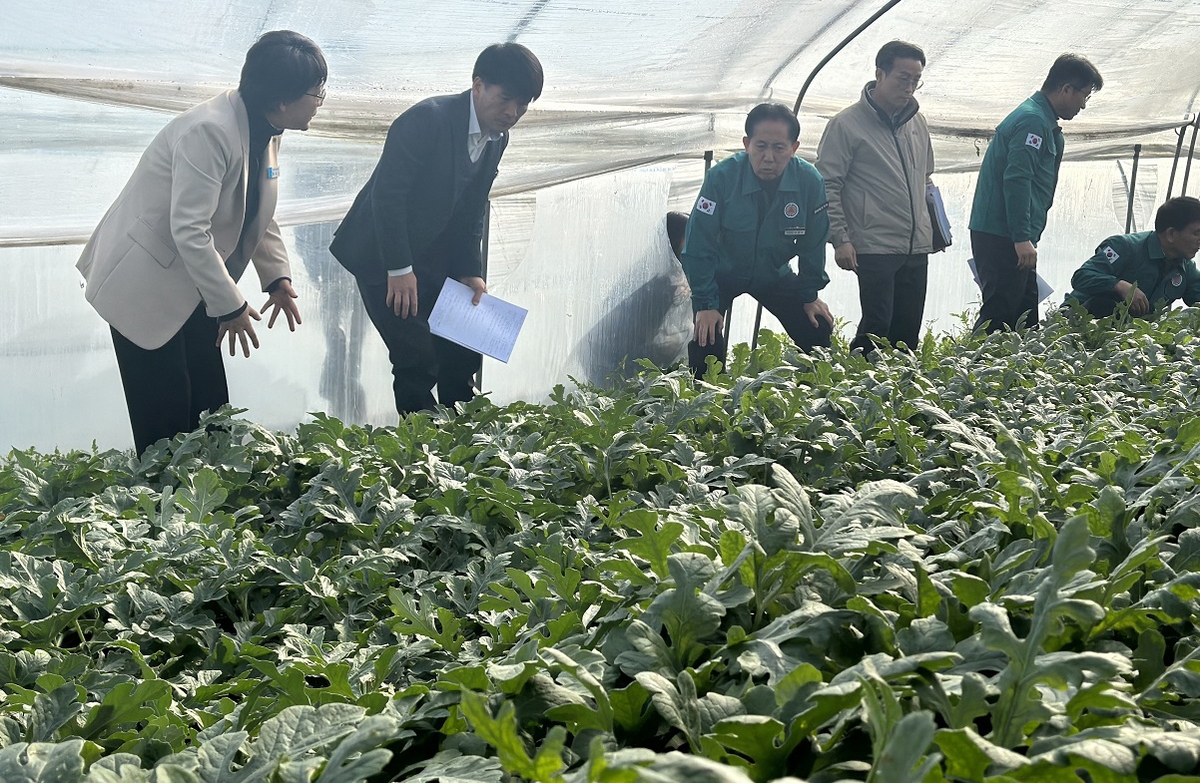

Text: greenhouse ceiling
xmin=4 ymin=0 xmax=1200 ymax=247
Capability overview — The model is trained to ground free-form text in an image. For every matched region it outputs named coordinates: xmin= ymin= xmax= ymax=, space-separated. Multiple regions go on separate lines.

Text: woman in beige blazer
xmin=77 ymin=31 xmax=326 ymax=453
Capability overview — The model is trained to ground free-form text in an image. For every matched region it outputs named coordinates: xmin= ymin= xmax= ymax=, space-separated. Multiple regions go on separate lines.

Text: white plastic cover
xmin=3 ymin=1 xmax=1199 ymax=449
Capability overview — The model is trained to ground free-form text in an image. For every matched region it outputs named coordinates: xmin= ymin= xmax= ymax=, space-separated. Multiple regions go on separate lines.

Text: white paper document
xmin=967 ymin=257 xmax=1054 ymax=304
xmin=428 ymin=278 xmax=529 ymax=363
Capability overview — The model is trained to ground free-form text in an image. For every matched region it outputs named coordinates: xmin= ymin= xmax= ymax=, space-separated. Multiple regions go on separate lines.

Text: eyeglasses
xmin=1073 ymin=86 xmax=1095 ymax=105
xmin=893 ymin=74 xmax=923 ymax=91
xmin=306 ymin=89 xmax=326 ymax=105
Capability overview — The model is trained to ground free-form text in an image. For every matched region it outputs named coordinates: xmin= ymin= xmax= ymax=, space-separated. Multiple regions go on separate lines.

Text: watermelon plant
xmin=2 ymin=306 xmax=1200 ymax=782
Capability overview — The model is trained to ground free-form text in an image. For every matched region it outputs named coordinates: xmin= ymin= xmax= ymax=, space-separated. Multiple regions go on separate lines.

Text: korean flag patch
xmin=1102 ymin=246 xmax=1119 ymax=262
xmin=1025 ymin=133 xmax=1043 ymax=150
xmin=696 ymin=196 xmax=716 ymax=216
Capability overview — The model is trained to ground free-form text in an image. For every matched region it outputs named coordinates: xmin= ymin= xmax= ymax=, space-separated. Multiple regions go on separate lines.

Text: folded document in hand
xmin=428 ymin=278 xmax=529 ymax=363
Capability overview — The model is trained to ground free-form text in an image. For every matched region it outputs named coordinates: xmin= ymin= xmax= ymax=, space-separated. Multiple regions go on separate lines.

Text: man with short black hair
xmin=969 ymin=53 xmax=1103 ymax=332
xmin=332 ymin=43 xmax=544 ymax=415
xmin=681 ymin=103 xmax=833 ymax=376
xmin=1068 ymin=197 xmax=1200 ymax=317
xmin=76 ymin=30 xmax=326 ymax=453
xmin=817 ymin=40 xmax=935 ymax=353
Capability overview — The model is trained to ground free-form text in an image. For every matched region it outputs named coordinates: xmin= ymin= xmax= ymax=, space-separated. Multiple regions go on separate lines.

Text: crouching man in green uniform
xmin=681 ymin=103 xmax=833 ymax=376
xmin=1067 ymin=196 xmax=1200 ymax=317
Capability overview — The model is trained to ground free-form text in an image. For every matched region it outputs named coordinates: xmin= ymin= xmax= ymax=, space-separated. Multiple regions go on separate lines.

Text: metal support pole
xmin=1182 ymin=121 xmax=1200 ymax=197
xmin=1125 ymin=144 xmax=1142 ymax=233
xmin=1167 ymin=125 xmax=1188 ymax=198
xmin=792 ymin=0 xmax=904 ymax=116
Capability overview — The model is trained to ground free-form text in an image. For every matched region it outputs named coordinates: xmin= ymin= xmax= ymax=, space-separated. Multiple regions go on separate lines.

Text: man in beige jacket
xmin=76 ymin=31 xmax=326 ymax=453
xmin=816 ymin=40 xmax=935 ymax=352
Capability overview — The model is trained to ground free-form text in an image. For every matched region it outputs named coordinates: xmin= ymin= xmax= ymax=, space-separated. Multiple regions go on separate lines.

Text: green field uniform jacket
xmin=681 ymin=152 xmax=830 ymax=313
xmin=968 ymin=92 xmax=1064 ymax=245
xmin=1068 ymin=230 xmax=1200 ymax=309
xmin=816 ymin=83 xmax=935 ymax=255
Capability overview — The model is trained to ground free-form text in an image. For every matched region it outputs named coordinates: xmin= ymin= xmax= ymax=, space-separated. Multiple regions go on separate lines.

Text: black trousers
xmin=852 ymin=253 xmax=928 ymax=352
xmin=357 ymin=276 xmax=481 ymax=415
xmin=972 ymin=230 xmax=1039 ymax=333
xmin=111 ymin=303 xmax=229 ymax=454
xmin=688 ymin=273 xmax=832 ymax=376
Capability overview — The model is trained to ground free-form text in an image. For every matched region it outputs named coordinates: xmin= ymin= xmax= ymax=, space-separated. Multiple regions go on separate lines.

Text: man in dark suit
xmin=330 ymin=43 xmax=544 ymax=415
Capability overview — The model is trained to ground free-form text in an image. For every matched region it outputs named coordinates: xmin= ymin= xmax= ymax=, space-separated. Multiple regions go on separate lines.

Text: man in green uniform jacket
xmin=968 ymin=53 xmax=1103 ymax=332
xmin=681 ymin=103 xmax=833 ymax=376
xmin=1068 ymin=197 xmax=1200 ymax=317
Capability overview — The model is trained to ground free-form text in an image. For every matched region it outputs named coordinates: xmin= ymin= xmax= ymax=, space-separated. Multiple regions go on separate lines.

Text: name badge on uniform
xmin=784 ymin=227 xmax=806 ymax=236
xmin=267 ymin=167 xmax=280 ymax=179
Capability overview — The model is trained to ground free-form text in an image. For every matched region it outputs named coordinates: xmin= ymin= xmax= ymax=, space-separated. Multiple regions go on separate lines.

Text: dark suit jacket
xmin=330 ymin=90 xmax=508 ymax=288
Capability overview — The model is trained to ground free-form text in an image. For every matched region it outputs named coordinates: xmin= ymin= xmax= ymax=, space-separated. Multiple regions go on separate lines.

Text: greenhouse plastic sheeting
xmin=4 ymin=1 xmax=1200 ymax=450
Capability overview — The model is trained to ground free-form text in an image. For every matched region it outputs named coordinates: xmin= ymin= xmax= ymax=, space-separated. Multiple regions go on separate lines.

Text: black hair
xmin=876 ymin=40 xmax=926 ymax=72
xmin=238 ymin=30 xmax=327 ymax=111
xmin=1041 ymin=53 xmax=1103 ymax=94
xmin=473 ymin=43 xmax=544 ymax=102
xmin=666 ymin=211 xmax=688 ymax=259
xmin=1156 ymin=196 xmax=1200 ymax=233
xmin=744 ymin=103 xmax=800 ymax=142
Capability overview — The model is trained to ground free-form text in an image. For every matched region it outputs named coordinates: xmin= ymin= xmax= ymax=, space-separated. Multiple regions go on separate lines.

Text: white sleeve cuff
xmin=387 ymin=266 xmax=414 ymax=277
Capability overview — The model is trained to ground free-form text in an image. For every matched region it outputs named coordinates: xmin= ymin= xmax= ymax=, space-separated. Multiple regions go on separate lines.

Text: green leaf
xmin=769 ymin=464 xmax=814 ymax=543
xmin=915 ymin=563 xmax=940 ymax=618
xmin=399 ymin=751 xmax=504 ymax=783
xmin=635 ymin=671 xmax=704 ymax=753
xmin=969 ymin=603 xmax=1022 ymax=659
xmin=934 ymin=728 xmax=1027 ymax=779
xmin=948 ymin=572 xmax=991 ymax=607
xmin=78 ymin=681 xmax=172 ymax=743
xmin=251 ymin=704 xmax=367 ymax=763
xmin=615 ymin=620 xmax=677 ymax=677
xmin=721 ymin=485 xmax=788 ymax=556
xmin=175 ymin=468 xmax=229 ymax=523
xmin=896 ymin=617 xmax=955 ymax=655
xmin=1051 ymin=516 xmax=1094 ymax=579
xmin=708 ymin=715 xmax=793 ymax=781
xmin=614 ymin=510 xmax=683 ymax=579
xmin=389 ymin=589 xmax=464 ymax=654
xmin=608 ymin=682 xmax=651 ymax=733
xmin=27 ymin=683 xmax=83 ymax=743
xmin=194 ymin=730 xmax=248 ymax=783
xmin=646 ymin=553 xmax=726 ymax=669
xmin=949 ymin=673 xmax=992 ymax=730
xmin=313 ymin=715 xmax=399 ymax=782
xmin=0 ymin=740 xmax=86 ymax=782
xmin=1030 ymin=739 xmax=1138 ymax=777
xmin=459 ymin=691 xmax=566 ymax=783
xmin=869 ymin=711 xmax=939 ymax=783
xmin=1132 ymin=629 xmax=1167 ymax=691
xmin=600 ymin=748 xmax=758 ymax=783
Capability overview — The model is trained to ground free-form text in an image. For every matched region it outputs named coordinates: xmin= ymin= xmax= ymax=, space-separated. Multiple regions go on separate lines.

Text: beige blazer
xmin=77 ymin=90 xmax=290 ymax=350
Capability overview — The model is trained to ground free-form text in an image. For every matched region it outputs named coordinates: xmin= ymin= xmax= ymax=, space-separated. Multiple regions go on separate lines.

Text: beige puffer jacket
xmin=816 ymin=83 xmax=935 ymax=256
